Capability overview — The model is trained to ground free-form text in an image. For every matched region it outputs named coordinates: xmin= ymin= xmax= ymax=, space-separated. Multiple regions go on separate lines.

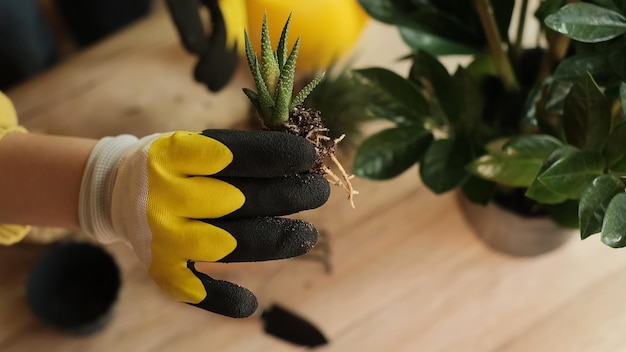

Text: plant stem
xmin=513 ymin=0 xmax=529 ymax=60
xmin=475 ymin=0 xmax=520 ymax=92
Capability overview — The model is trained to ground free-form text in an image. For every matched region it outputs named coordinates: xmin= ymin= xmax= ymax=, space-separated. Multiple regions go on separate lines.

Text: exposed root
xmin=317 ymin=135 xmax=357 ymax=208
xmin=273 ymin=107 xmax=358 ymax=208
xmin=321 ymin=161 xmax=356 ymax=208
xmin=329 ymin=144 xmax=357 ymax=209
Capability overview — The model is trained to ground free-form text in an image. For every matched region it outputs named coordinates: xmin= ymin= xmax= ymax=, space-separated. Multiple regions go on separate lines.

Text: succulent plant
xmin=242 ymin=13 xmax=323 ymax=127
xmin=242 ymin=13 xmax=357 ymax=208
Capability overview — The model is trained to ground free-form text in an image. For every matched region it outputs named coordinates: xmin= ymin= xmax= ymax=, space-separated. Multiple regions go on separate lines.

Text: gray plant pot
xmin=457 ymin=193 xmax=574 ymax=256
xmin=26 ymin=241 xmax=121 ymax=335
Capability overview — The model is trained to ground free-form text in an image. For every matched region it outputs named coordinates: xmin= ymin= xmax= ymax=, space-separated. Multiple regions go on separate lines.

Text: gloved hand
xmin=79 ymin=129 xmax=330 ymax=318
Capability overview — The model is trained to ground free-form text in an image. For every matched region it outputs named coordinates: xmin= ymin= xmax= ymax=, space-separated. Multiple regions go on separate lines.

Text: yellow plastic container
xmin=220 ymin=0 xmax=368 ymax=71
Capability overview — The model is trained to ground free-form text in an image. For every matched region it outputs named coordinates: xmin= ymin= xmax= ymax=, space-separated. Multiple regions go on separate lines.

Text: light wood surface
xmin=3 ymin=4 xmax=626 ymax=352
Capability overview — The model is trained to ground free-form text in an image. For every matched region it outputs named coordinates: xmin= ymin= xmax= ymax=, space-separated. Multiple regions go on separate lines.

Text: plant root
xmin=275 ymin=107 xmax=358 ymax=208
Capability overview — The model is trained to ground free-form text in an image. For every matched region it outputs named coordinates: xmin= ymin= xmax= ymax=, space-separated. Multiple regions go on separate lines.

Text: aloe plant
xmin=242 ymin=13 xmax=322 ymax=127
xmin=243 ymin=13 xmax=357 ymax=207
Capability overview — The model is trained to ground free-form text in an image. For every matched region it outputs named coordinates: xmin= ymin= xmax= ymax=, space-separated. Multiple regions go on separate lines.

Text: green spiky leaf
xmin=276 ymin=14 xmax=292 ymax=70
xmin=244 ymin=29 xmax=274 ymax=118
xmin=291 ymin=74 xmax=324 ymax=109
xmin=242 ymin=88 xmax=261 ymax=113
xmin=272 ymin=36 xmax=301 ymax=124
xmin=260 ymin=13 xmax=280 ymax=95
xmin=243 ymin=29 xmax=259 ymax=79
xmin=243 ymin=13 xmax=317 ymax=126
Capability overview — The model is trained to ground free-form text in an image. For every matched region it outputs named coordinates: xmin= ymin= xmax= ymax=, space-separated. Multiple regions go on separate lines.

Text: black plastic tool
xmin=260 ymin=304 xmax=328 ymax=348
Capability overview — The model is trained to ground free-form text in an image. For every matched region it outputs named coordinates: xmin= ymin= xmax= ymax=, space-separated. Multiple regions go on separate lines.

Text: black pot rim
xmin=25 ymin=241 xmax=121 ymax=335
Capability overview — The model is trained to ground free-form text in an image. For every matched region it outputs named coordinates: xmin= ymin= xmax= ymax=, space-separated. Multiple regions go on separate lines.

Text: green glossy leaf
xmin=609 ymin=156 xmax=626 ymax=175
xmin=466 ymin=135 xmax=563 ymax=188
xmin=466 ymin=54 xmax=499 ymax=82
xmin=608 ymin=39 xmax=626 ymax=80
xmin=533 ymin=79 xmax=567 ymax=137
xmin=526 ymin=180 xmax=570 ymax=204
xmin=520 ymin=81 xmax=545 ymax=130
xmin=502 ymin=135 xmax=563 ymax=159
xmin=357 ymin=0 xmax=415 ymax=25
xmin=360 ymin=0 xmax=507 ymax=55
xmin=544 ymin=79 xmax=573 ymax=113
xmin=410 ymin=0 xmax=513 ymax=44
xmin=563 ymin=73 xmax=611 ymax=150
xmin=466 ymin=154 xmax=544 ymax=187
xmin=605 ymin=122 xmax=626 ymax=166
xmin=355 ymin=68 xmax=430 ymax=123
xmin=537 ymin=149 xmax=606 ymax=199
xmin=601 ymin=193 xmax=626 ymax=247
xmin=405 ymin=10 xmax=482 ymax=47
xmin=525 ymin=146 xmax=578 ymax=204
xmin=398 ymin=26 xmax=479 ymax=56
xmin=579 ymin=174 xmax=625 ymax=239
xmin=453 ymin=68 xmax=483 ymax=134
xmin=461 ymin=175 xmax=497 ymax=205
xmin=353 ymin=126 xmax=433 ymax=180
xmin=545 ymin=200 xmax=580 ymax=229
xmin=552 ymin=52 xmax=609 ymax=83
xmin=409 ymin=51 xmax=455 ymax=124
xmin=545 ymin=3 xmax=626 ymax=43
xmin=419 ymin=138 xmax=473 ymax=194
xmin=365 ymin=104 xmax=412 ymax=124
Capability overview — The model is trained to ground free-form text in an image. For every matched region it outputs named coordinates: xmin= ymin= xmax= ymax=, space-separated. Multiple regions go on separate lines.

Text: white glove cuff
xmin=79 ymin=135 xmax=138 ymax=243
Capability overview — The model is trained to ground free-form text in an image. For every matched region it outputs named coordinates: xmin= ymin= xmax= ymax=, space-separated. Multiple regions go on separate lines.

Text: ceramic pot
xmin=457 ymin=192 xmax=573 ymax=256
xmin=26 ymin=241 xmax=121 ymax=335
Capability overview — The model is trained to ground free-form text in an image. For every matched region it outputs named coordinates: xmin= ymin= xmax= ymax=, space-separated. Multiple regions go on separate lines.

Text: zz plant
xmin=352 ymin=0 xmax=626 ymax=247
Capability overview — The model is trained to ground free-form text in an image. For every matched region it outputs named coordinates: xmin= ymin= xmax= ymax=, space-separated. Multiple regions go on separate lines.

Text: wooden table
xmin=3 ymin=4 xmax=626 ymax=352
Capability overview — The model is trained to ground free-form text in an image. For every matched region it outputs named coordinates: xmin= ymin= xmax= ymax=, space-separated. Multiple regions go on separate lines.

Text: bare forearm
xmin=0 ymin=133 xmax=97 ymax=229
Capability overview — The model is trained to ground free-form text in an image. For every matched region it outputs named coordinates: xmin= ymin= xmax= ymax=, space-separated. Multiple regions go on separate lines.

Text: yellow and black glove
xmin=79 ymin=129 xmax=330 ymax=318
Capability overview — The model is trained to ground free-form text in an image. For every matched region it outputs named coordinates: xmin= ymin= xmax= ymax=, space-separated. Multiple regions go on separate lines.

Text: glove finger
xmin=163 ymin=173 xmax=329 ymax=219
xmin=187 ymin=261 xmax=258 ymax=318
xmin=201 ymin=130 xmax=317 ymax=177
xmin=218 ymin=173 xmax=330 ymax=218
xmin=201 ymin=217 xmax=319 ymax=262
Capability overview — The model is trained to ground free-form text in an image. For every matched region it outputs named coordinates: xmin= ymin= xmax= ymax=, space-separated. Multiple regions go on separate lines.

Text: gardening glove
xmin=78 ymin=129 xmax=330 ymax=318
xmin=166 ymin=0 xmax=242 ymax=91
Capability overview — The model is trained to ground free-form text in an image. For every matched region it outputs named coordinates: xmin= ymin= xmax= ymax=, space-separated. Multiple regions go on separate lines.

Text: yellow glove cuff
xmin=0 ymin=92 xmax=26 ymax=137
xmin=0 ymin=92 xmax=30 ymax=245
